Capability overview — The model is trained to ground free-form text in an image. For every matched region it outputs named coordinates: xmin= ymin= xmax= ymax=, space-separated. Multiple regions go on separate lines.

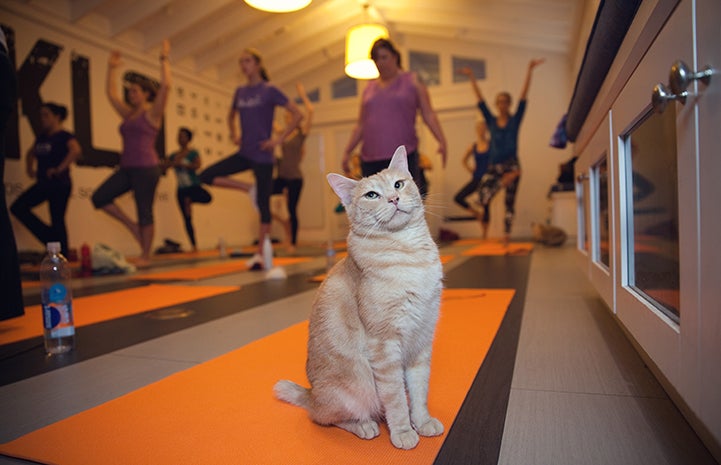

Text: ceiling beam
xmin=170 ymin=4 xmax=266 ymax=61
xmin=69 ymin=0 xmax=108 ymax=22
xmin=141 ymin=0 xmax=236 ymax=50
xmin=194 ymin=0 xmax=356 ymax=71
xmin=109 ymin=0 xmax=170 ymax=37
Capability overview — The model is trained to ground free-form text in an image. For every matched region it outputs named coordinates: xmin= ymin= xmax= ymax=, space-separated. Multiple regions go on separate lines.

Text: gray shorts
xmin=92 ymin=166 xmax=161 ymax=226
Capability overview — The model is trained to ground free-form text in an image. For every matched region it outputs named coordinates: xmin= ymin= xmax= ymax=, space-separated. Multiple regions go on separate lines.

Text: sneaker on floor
xmin=246 ymin=253 xmax=263 ymax=270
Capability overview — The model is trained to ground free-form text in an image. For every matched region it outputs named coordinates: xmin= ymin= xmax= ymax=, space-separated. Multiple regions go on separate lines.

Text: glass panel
xmin=593 ymin=156 xmax=610 ymax=268
xmin=452 ymin=56 xmax=486 ymax=82
xmin=409 ymin=50 xmax=440 ymax=86
xmin=331 ymin=76 xmax=357 ymax=99
xmin=625 ymin=107 xmax=680 ymax=321
xmin=577 ymin=176 xmax=589 ymax=253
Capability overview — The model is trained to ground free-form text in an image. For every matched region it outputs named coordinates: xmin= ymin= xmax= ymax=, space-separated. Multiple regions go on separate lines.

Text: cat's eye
xmin=365 ymin=191 xmax=380 ymax=199
xmin=394 ymin=180 xmax=404 ymax=189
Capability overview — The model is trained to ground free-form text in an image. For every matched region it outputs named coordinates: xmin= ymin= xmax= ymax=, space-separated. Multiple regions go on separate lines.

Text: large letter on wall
xmin=71 ymin=53 xmax=120 ymax=167
xmin=17 ymin=39 xmax=63 ymax=141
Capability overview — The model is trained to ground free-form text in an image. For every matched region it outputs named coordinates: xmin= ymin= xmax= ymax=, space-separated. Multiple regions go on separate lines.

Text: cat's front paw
xmin=355 ymin=420 xmax=380 ymax=439
xmin=337 ymin=420 xmax=380 ymax=440
xmin=390 ymin=428 xmax=419 ymax=450
xmin=415 ymin=417 xmax=444 ymax=437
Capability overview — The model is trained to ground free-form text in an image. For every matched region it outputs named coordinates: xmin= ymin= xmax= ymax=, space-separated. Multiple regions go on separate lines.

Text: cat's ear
xmin=327 ymin=173 xmax=358 ymax=206
xmin=387 ymin=145 xmax=410 ymax=174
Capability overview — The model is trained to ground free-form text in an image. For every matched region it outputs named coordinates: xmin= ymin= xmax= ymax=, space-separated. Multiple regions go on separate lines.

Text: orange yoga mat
xmin=134 ymin=257 xmax=312 ymax=281
xmin=462 ymin=241 xmax=534 ymax=256
xmin=0 ymin=284 xmax=238 ymax=346
xmin=0 ymin=288 xmax=514 ymax=465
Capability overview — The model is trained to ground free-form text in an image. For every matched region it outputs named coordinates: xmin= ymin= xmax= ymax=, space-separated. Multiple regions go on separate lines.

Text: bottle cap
xmin=47 ymin=242 xmax=61 ymax=254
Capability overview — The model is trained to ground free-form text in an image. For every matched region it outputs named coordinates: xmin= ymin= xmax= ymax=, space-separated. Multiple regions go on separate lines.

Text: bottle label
xmin=42 ymin=301 xmax=74 ymax=335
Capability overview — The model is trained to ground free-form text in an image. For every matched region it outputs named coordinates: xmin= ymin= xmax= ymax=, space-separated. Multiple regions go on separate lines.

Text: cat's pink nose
xmin=388 ymin=196 xmax=399 ymax=205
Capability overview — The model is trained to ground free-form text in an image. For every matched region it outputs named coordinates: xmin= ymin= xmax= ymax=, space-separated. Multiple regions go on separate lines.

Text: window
xmin=452 ymin=56 xmax=486 ymax=82
xmin=331 ymin=76 xmax=357 ymax=99
xmin=295 ymin=87 xmax=320 ymax=104
xmin=623 ymin=107 xmax=680 ymax=321
xmin=592 ymin=155 xmax=610 ymax=268
xmin=409 ymin=50 xmax=440 ymax=86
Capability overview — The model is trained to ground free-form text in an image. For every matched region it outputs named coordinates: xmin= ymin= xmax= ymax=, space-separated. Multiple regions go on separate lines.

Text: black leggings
xmin=199 ymin=153 xmax=273 ymax=224
xmin=272 ymin=177 xmax=303 ymax=245
xmin=176 ymin=185 xmax=212 ymax=247
xmin=91 ymin=166 xmax=161 ymax=226
xmin=454 ymin=178 xmax=481 ymax=209
xmin=479 ymin=161 xmax=521 ymax=234
xmin=11 ymin=181 xmax=72 ymax=255
xmin=361 ymin=150 xmax=421 ymax=190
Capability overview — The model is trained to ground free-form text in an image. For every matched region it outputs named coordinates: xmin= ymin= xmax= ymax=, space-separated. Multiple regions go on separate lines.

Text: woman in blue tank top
xmin=458 ymin=58 xmax=544 ymax=245
xmin=453 ymin=119 xmax=491 ymax=239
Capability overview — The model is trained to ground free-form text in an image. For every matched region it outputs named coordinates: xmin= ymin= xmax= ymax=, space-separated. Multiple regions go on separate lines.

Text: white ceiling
xmin=53 ymin=0 xmax=585 ymax=88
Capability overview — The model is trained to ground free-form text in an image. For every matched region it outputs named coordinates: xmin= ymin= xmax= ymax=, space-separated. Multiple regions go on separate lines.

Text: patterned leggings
xmin=479 ymin=161 xmax=521 ymax=234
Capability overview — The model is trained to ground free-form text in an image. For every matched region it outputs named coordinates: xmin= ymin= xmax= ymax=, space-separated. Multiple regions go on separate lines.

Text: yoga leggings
xmin=361 ymin=150 xmax=421 ymax=189
xmin=11 ymin=181 xmax=72 ymax=255
xmin=198 ymin=153 xmax=273 ymax=224
xmin=177 ymin=185 xmax=212 ymax=247
xmin=272 ymin=177 xmax=303 ymax=245
xmin=454 ymin=177 xmax=489 ymax=223
xmin=479 ymin=161 xmax=521 ymax=234
xmin=92 ymin=166 xmax=161 ymax=226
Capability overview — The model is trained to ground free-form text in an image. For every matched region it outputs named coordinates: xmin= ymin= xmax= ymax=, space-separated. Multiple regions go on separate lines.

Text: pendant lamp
xmin=344 ymin=7 xmax=388 ymax=80
xmin=244 ymin=0 xmax=311 ymax=13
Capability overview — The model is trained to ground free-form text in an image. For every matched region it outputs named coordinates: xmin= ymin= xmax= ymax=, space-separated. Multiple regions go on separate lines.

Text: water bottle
xmin=262 ymin=235 xmax=273 ymax=270
xmin=80 ymin=242 xmax=92 ymax=277
xmin=40 ymin=242 xmax=75 ymax=355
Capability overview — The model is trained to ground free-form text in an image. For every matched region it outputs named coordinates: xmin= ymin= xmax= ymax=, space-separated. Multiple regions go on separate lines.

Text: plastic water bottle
xmin=262 ymin=235 xmax=273 ymax=270
xmin=40 ymin=242 xmax=75 ymax=355
xmin=80 ymin=242 xmax=92 ymax=277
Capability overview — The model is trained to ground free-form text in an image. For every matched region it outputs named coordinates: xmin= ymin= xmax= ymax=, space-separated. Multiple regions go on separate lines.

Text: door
xmin=611 ymin=0 xmax=702 ymax=413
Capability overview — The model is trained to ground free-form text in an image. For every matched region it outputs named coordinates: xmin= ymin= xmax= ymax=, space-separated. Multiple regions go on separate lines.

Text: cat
xmin=274 ymin=145 xmax=444 ymax=450
xmin=531 ymin=221 xmax=567 ymax=246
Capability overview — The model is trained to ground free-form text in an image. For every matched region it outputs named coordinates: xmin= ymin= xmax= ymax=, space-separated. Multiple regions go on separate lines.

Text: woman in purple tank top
xmin=198 ymin=48 xmax=302 ymax=269
xmin=342 ymin=38 xmax=447 ymax=188
xmin=91 ymin=40 xmax=171 ymax=268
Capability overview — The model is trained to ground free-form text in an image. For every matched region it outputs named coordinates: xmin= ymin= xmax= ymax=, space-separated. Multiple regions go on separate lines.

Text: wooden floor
xmin=0 ymin=242 xmax=717 ymax=464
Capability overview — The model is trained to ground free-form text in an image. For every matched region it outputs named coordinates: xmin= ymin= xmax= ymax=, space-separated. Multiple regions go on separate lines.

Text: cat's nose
xmin=388 ymin=196 xmax=399 ymax=205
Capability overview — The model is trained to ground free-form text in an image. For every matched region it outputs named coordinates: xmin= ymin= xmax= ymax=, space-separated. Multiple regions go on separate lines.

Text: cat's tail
xmin=273 ymin=380 xmax=311 ymax=409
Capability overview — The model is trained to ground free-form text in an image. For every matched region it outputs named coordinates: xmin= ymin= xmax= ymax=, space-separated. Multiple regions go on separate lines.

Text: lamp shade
xmin=344 ymin=23 xmax=389 ymax=80
xmin=244 ymin=0 xmax=311 ymax=13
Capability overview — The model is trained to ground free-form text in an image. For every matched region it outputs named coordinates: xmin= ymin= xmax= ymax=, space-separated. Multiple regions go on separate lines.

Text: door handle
xmin=669 ymin=60 xmax=713 ymax=95
xmin=652 ymin=82 xmax=685 ymax=114
xmin=652 ymin=61 xmax=714 ymax=113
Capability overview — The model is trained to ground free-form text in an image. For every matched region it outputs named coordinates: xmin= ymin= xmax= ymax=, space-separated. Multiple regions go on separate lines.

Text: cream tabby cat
xmin=274 ymin=146 xmax=444 ymax=450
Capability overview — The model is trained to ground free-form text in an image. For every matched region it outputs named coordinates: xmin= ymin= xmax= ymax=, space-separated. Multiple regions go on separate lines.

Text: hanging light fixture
xmin=244 ymin=0 xmax=311 ymax=13
xmin=344 ymin=5 xmax=389 ymax=80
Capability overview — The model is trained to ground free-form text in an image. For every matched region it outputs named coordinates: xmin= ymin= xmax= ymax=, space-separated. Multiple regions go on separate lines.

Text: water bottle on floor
xmin=40 ymin=242 xmax=76 ymax=355
xmin=262 ymin=235 xmax=273 ymax=270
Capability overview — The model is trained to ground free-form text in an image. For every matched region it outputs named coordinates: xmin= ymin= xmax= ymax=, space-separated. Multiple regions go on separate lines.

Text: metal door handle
xmin=651 ymin=61 xmax=714 ymax=113
xmin=652 ymin=83 xmax=685 ymax=114
xmin=669 ymin=60 xmax=713 ymax=95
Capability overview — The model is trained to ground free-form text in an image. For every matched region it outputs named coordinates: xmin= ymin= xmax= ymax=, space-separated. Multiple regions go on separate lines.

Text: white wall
xmin=4 ymin=6 xmax=576 ymax=259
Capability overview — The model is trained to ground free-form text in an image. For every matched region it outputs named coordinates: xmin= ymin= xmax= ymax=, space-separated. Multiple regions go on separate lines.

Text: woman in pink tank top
xmin=342 ymin=38 xmax=447 ymax=187
xmin=91 ymin=40 xmax=172 ymax=268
